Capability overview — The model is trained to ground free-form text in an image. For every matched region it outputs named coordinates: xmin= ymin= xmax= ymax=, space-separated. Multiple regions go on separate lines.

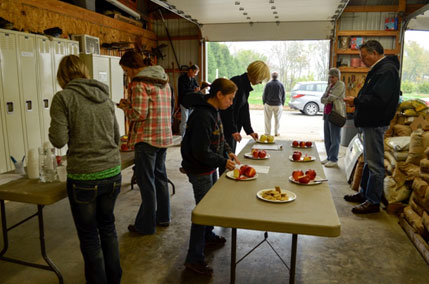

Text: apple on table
xmin=305 ymin=141 xmax=312 ymax=147
xmin=245 ymin=166 xmax=256 ymax=177
xmin=292 ymin=140 xmax=299 ymax=147
xmin=298 ymin=175 xmax=310 ymax=184
xmin=292 ymin=170 xmax=304 ymax=181
xmin=305 ymin=169 xmax=316 ymax=180
xmin=251 ymin=149 xmax=259 ymax=158
xmin=258 ymin=150 xmax=267 ymax=158
xmin=240 ymin=165 xmax=249 ymax=175
xmin=292 ymin=151 xmax=302 ymax=161
xmin=299 ymin=141 xmax=306 ymax=148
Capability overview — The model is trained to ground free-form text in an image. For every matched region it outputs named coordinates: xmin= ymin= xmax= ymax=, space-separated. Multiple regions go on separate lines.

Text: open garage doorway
xmin=206 ymin=40 xmax=330 ymax=141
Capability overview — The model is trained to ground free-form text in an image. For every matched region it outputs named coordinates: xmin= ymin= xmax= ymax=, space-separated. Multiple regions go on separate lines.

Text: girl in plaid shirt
xmin=118 ymin=51 xmax=173 ymax=235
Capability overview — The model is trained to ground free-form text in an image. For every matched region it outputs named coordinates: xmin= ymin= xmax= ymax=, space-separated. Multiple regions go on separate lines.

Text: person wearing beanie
xmin=320 ymin=67 xmax=346 ymax=168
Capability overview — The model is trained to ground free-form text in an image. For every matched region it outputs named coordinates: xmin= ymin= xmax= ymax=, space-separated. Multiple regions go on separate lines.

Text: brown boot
xmin=351 ymin=201 xmax=380 ymax=214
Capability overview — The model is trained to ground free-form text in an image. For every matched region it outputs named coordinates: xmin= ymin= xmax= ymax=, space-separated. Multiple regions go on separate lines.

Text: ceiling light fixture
xmin=235 ymin=1 xmax=240 ymax=5
xmin=271 ymin=6 xmax=276 ymax=9
xmin=247 ymin=17 xmax=251 ymax=20
xmin=273 ymin=11 xmax=278 ymax=14
xmin=239 ymin=7 xmax=244 ymax=11
xmin=243 ymin=12 xmax=247 ymax=15
xmin=269 ymin=0 xmax=274 ymax=3
xmin=177 ymin=10 xmax=184 ymax=14
xmin=276 ymin=21 xmax=280 ymax=26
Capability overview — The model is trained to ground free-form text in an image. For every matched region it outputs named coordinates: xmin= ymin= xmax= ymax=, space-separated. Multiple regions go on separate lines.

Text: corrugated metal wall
xmin=152 ymin=17 xmax=201 ymax=90
xmin=339 ymin=12 xmax=398 ymax=49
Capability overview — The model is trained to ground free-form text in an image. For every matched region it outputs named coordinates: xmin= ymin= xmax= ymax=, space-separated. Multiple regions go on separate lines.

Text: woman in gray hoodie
xmin=49 ymin=55 xmax=122 ymax=284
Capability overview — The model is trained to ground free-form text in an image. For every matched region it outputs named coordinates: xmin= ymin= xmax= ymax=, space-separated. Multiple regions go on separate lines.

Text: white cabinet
xmin=109 ymin=57 xmax=125 ymax=136
xmin=16 ymin=33 xmax=42 ymax=152
xmin=80 ymin=54 xmax=125 ymax=136
xmin=0 ymin=29 xmax=79 ymax=173
xmin=0 ymin=30 xmax=26 ymax=170
xmin=36 ymin=36 xmax=55 ymax=143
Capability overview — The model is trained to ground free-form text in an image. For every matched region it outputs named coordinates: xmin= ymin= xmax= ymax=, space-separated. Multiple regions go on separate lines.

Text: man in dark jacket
xmin=263 ymin=71 xmax=285 ymax=136
xmin=344 ymin=40 xmax=400 ymax=214
xmin=178 ymin=65 xmax=200 ymax=137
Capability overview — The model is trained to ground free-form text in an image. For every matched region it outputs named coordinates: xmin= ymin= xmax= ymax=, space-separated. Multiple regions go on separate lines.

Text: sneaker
xmin=205 ymin=235 xmax=226 ymax=248
xmin=321 ymin=159 xmax=329 ymax=164
xmin=351 ymin=201 xmax=380 ymax=214
xmin=128 ymin=224 xmax=152 ymax=235
xmin=324 ymin=161 xmax=337 ymax=167
xmin=184 ymin=261 xmax=213 ymax=275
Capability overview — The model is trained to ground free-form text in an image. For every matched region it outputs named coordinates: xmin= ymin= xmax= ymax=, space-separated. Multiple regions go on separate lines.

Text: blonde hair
xmin=247 ymin=61 xmax=270 ymax=84
xmin=57 ymin=55 xmax=90 ymax=88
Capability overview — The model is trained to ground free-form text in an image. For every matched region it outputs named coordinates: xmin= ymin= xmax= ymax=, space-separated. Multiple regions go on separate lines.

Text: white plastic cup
xmin=27 ymin=148 xmax=39 ymax=179
xmin=57 ymin=166 xmax=67 ymax=182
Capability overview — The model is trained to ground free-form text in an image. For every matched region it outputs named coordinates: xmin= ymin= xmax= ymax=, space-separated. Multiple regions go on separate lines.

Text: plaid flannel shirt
xmin=124 ymin=78 xmax=173 ymax=148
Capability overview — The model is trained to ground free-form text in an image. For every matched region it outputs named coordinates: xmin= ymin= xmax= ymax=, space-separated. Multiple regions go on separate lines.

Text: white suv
xmin=288 ymin=81 xmax=328 ymax=115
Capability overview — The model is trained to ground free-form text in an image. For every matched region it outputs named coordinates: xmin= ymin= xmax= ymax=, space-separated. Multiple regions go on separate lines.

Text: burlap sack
xmin=396 ymin=115 xmax=406 ymax=125
xmin=425 ymin=146 xmax=429 ymax=159
xmin=384 ymin=151 xmax=397 ymax=169
xmin=385 ymin=136 xmax=410 ymax=151
xmin=404 ymin=109 xmax=418 ymax=117
xmin=390 ymin=150 xmax=408 ymax=161
xmin=412 ymin=185 xmax=429 ymax=212
xmin=405 ymin=117 xmax=415 ymax=125
xmin=422 ymin=211 xmax=429 ymax=232
xmin=398 ymin=162 xmax=420 ymax=179
xmin=384 ymin=159 xmax=393 ymax=174
xmin=421 ymin=158 xmax=429 ymax=173
xmin=393 ymin=124 xmax=412 ymax=136
xmin=384 ymin=176 xmax=410 ymax=204
xmin=403 ymin=206 xmax=426 ymax=235
xmin=399 ymin=100 xmax=414 ymax=111
xmin=351 ymin=155 xmax=364 ymax=192
xmin=410 ymin=196 xmax=424 ymax=216
xmin=392 ymin=164 xmax=407 ymax=187
xmin=412 ymin=177 xmax=427 ymax=199
xmin=405 ymin=129 xmax=425 ymax=166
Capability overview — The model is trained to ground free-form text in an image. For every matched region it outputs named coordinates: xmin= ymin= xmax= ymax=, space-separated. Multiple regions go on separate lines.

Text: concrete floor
xmin=1 ymin=110 xmax=428 ymax=283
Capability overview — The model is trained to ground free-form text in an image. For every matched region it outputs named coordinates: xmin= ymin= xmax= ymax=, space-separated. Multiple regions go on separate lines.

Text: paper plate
xmin=256 ymin=188 xmax=296 ymax=203
xmin=257 ymin=140 xmax=275 ymax=144
xmin=244 ymin=152 xmax=271 ymax=160
xmin=226 ymin=170 xmax=258 ymax=181
xmin=288 ymin=155 xmax=316 ymax=162
xmin=288 ymin=176 xmax=323 ymax=186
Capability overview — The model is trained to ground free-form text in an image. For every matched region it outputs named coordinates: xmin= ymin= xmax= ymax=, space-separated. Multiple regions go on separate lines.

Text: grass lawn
xmin=402 ymin=92 xmax=429 ymax=101
xmin=248 ymin=90 xmax=291 ymax=106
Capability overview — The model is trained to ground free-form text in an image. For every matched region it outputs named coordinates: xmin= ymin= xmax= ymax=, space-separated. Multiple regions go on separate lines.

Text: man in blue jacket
xmin=344 ymin=40 xmax=400 ymax=214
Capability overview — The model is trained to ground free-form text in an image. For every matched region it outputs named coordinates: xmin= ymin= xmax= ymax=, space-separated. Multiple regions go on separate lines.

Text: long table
xmin=192 ymin=140 xmax=341 ymax=283
xmin=0 ymin=151 xmax=135 ymax=283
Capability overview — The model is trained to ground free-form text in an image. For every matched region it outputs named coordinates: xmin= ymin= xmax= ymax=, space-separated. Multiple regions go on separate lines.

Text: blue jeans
xmin=67 ymin=174 xmax=122 ymax=284
xmin=359 ymin=126 xmax=388 ymax=205
xmin=323 ymin=118 xmax=341 ymax=162
xmin=134 ymin=142 xmax=170 ymax=234
xmin=186 ymin=171 xmax=218 ymax=263
xmin=180 ymin=105 xmax=193 ymax=137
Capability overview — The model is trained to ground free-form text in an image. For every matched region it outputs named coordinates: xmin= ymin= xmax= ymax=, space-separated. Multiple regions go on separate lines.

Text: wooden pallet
xmin=399 ymin=214 xmax=429 ymax=265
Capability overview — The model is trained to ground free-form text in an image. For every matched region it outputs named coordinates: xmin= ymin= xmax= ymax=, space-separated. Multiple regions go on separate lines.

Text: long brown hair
xmin=119 ymin=50 xmax=146 ymax=68
xmin=206 ymin=78 xmax=237 ymax=98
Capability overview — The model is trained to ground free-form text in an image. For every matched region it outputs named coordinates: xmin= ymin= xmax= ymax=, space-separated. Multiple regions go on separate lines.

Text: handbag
xmin=328 ymin=110 xmax=346 ymax=127
xmin=328 ymin=99 xmax=346 ymax=127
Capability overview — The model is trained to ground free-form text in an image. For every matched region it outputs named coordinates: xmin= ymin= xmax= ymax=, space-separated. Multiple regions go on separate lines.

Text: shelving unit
xmin=332 ymin=6 xmax=403 ymax=101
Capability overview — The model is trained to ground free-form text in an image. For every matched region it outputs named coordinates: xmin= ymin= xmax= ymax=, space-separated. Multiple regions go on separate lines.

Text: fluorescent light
xmin=106 ymin=0 xmax=140 ymax=19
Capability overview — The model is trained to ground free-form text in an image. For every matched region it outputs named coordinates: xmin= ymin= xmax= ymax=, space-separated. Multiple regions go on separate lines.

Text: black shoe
xmin=128 ymin=224 xmax=153 ymax=235
xmin=351 ymin=201 xmax=380 ymax=214
xmin=205 ymin=235 xmax=226 ymax=248
xmin=157 ymin=222 xmax=170 ymax=227
xmin=344 ymin=193 xmax=365 ymax=203
xmin=184 ymin=261 xmax=213 ymax=275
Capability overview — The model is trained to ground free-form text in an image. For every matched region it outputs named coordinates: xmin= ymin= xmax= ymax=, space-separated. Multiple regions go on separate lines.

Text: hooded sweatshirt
xmin=353 ymin=55 xmax=400 ymax=127
xmin=181 ymin=93 xmax=232 ymax=174
xmin=122 ymin=65 xmax=173 ymax=148
xmin=49 ymin=78 xmax=120 ymax=176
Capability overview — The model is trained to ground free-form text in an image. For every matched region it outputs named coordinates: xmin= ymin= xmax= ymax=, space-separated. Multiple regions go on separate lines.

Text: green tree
xmin=402 ymin=41 xmax=429 ymax=82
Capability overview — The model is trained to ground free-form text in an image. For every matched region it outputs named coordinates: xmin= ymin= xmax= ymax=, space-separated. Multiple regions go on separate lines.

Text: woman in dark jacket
xmin=181 ymin=78 xmax=240 ymax=275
